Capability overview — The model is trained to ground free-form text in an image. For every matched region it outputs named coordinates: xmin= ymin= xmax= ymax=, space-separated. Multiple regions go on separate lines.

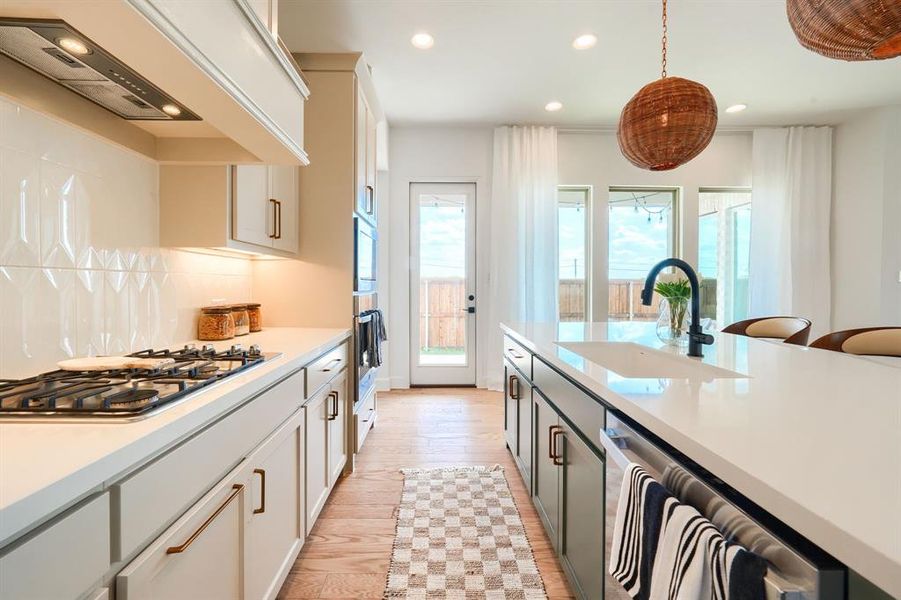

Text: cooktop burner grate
xmin=0 ymin=344 xmax=271 ymax=419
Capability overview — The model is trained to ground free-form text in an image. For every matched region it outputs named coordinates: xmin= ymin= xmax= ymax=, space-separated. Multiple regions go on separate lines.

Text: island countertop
xmin=0 ymin=327 xmax=350 ymax=547
xmin=501 ymin=321 xmax=901 ymax=597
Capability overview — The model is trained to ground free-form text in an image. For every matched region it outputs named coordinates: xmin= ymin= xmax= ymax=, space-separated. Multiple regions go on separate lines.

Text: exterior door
xmin=409 ymin=182 xmax=477 ymax=386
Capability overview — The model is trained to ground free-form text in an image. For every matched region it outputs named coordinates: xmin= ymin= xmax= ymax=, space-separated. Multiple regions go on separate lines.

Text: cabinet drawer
xmin=355 ymin=386 xmax=376 ymax=452
xmin=533 ymin=358 xmax=605 ymax=454
xmin=113 ymin=369 xmax=304 ymax=561
xmin=0 ymin=493 xmax=110 ymax=600
xmin=306 ymin=343 xmax=348 ymax=398
xmin=504 ymin=335 xmax=532 ymax=380
xmin=116 ymin=464 xmax=247 ymax=600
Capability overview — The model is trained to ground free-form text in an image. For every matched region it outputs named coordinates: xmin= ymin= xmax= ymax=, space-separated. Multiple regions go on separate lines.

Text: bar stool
xmin=809 ymin=327 xmax=901 ymax=357
xmin=722 ymin=316 xmax=812 ymax=346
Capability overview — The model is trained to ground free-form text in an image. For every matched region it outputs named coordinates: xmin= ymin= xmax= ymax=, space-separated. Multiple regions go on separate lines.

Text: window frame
xmin=557 ymin=185 xmax=592 ymax=322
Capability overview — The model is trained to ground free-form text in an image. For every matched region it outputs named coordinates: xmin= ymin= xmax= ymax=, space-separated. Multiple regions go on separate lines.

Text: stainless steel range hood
xmin=0 ymin=17 xmax=199 ymax=121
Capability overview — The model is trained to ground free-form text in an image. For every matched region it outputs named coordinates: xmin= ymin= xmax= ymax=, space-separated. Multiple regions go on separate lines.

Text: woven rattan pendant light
xmin=617 ymin=0 xmax=718 ymax=171
xmin=787 ymin=0 xmax=901 ymax=61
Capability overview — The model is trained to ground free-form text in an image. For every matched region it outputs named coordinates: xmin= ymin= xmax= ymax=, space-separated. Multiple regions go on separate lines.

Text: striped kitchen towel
xmin=648 ymin=501 xmax=768 ymax=600
xmin=609 ymin=463 xmax=678 ymax=600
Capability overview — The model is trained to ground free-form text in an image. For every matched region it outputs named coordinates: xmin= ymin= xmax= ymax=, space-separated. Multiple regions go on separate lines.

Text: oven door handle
xmin=357 ymin=314 xmax=374 ymax=324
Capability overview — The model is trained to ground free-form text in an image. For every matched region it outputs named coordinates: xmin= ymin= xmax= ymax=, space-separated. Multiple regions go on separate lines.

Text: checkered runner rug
xmin=384 ymin=465 xmax=548 ymax=599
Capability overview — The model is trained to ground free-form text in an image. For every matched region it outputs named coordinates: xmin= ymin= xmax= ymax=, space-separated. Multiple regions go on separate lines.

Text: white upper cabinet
xmin=355 ymin=89 xmax=379 ymax=224
xmin=160 ymin=164 xmax=300 ymax=257
xmin=0 ymin=0 xmax=308 ymax=164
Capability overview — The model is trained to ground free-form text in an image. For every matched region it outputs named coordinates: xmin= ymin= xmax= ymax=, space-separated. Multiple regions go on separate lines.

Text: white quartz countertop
xmin=0 ymin=327 xmax=350 ymax=546
xmin=502 ymin=321 xmax=901 ymax=596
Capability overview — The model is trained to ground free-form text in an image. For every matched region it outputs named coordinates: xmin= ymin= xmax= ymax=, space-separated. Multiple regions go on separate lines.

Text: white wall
xmin=386 ymin=126 xmax=494 ymax=389
xmin=557 ymin=131 xmax=753 ymax=319
xmin=385 ymin=126 xmax=752 ymax=389
xmin=832 ymin=106 xmax=901 ymax=329
xmin=0 ymin=98 xmax=253 ymax=378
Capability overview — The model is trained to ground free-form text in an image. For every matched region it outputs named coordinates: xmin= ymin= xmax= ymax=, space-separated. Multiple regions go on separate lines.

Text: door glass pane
xmin=698 ymin=190 xmax=752 ymax=328
xmin=608 ymin=189 xmax=676 ymax=321
xmin=558 ymin=188 xmax=589 ymax=322
xmin=418 ymin=193 xmax=467 ymax=366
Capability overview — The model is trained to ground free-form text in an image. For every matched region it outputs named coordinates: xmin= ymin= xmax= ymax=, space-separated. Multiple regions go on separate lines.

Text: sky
xmin=417 ymin=193 xmax=750 ymax=283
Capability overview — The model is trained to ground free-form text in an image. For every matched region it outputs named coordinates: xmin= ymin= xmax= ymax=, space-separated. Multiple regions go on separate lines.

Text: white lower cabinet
xmin=0 ymin=493 xmax=110 ymax=600
xmin=245 ymin=410 xmax=305 ymax=600
xmin=116 ymin=465 xmax=247 ymax=600
xmin=304 ymin=385 xmax=331 ymax=535
xmin=118 ymin=409 xmax=307 ymax=600
xmin=328 ymin=371 xmax=349 ymax=486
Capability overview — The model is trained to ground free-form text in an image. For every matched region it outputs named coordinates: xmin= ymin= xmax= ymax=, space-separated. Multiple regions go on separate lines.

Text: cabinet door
xmin=532 ymin=391 xmax=560 ymax=550
xmin=328 ymin=371 xmax=349 ymax=486
xmin=504 ymin=361 xmax=518 ymax=453
xmin=270 ymin=165 xmax=299 ymax=254
xmin=355 ymin=88 xmax=368 ymax=218
xmin=116 ymin=467 xmax=246 ymax=600
xmin=305 ymin=388 xmax=330 ymax=534
xmin=246 ymin=411 xmax=304 ymax=600
xmin=232 ymin=165 xmax=273 ymax=248
xmin=559 ymin=421 xmax=605 ymax=600
xmin=516 ymin=380 xmax=533 ymax=492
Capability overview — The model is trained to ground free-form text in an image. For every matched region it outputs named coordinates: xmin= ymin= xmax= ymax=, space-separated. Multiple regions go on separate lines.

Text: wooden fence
xmin=419 ymin=278 xmax=467 ymax=350
xmin=419 ymin=277 xmax=719 ymax=347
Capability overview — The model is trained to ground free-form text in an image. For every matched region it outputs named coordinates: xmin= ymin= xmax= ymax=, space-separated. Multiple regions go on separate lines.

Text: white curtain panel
xmin=486 ymin=126 xmax=558 ymax=389
xmin=749 ymin=126 xmax=833 ymax=337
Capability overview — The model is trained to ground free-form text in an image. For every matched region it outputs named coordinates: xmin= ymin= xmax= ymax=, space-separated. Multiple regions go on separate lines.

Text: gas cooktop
xmin=0 ymin=344 xmax=276 ymax=421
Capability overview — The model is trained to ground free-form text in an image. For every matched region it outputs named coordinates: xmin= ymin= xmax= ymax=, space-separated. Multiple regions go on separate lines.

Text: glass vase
xmin=656 ymin=297 xmax=690 ymax=347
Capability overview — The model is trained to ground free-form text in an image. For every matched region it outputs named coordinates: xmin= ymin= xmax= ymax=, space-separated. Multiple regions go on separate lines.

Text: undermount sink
xmin=555 ymin=341 xmax=746 ymax=380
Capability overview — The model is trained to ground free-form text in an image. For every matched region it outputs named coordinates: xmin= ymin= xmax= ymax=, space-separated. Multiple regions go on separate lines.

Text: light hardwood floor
xmin=277 ymin=387 xmax=575 ymax=599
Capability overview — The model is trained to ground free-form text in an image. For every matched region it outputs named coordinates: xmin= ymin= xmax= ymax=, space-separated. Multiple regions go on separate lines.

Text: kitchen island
xmin=502 ymin=321 xmax=900 ymax=599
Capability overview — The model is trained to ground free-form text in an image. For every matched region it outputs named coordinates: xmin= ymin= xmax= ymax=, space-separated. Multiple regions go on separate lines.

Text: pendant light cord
xmin=661 ymin=0 xmax=668 ymax=78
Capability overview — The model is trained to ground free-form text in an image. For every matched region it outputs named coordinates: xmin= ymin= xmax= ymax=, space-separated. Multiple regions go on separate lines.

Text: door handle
xmin=508 ymin=375 xmax=520 ymax=400
xmin=552 ymin=427 xmax=565 ymax=466
xmin=166 ymin=484 xmax=243 ymax=554
xmin=461 ymin=307 xmax=476 ymax=314
xmin=269 ymin=199 xmax=277 ymax=238
xmin=253 ymin=468 xmax=266 ymax=515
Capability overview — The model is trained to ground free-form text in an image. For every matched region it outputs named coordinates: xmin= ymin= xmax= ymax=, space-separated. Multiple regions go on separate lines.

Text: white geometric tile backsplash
xmin=0 ymin=98 xmax=253 ymax=378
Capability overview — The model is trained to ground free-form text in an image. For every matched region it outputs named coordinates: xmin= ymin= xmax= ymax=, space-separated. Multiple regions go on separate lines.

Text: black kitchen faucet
xmin=641 ymin=258 xmax=714 ymax=358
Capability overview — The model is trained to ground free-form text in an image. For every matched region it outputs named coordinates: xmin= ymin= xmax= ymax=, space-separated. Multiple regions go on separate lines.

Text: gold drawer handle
xmin=321 ymin=358 xmax=342 ymax=372
xmin=253 ymin=469 xmax=266 ymax=515
xmin=166 ymin=484 xmax=243 ymax=555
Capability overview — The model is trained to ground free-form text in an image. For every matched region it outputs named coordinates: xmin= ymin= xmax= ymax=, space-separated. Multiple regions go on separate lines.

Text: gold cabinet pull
xmin=166 ymin=484 xmax=243 ymax=555
xmin=275 ymin=200 xmax=282 ymax=239
xmin=547 ymin=425 xmax=558 ymax=461
xmin=508 ymin=375 xmax=519 ymax=400
xmin=253 ymin=469 xmax=266 ymax=515
xmin=552 ymin=427 xmax=565 ymax=466
xmin=326 ymin=391 xmax=338 ymax=421
xmin=269 ymin=199 xmax=278 ymax=238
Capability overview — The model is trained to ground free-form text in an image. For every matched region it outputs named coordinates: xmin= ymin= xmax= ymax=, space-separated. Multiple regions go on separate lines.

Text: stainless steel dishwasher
xmin=599 ymin=412 xmax=846 ymax=600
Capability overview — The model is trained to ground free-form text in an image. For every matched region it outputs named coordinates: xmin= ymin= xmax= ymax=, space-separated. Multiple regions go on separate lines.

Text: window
xmin=558 ymin=187 xmax=590 ymax=322
xmin=608 ymin=187 xmax=679 ymax=320
xmin=698 ymin=188 xmax=752 ymax=328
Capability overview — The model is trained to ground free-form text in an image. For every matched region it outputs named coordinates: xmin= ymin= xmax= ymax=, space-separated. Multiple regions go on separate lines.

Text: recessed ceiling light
xmin=545 ymin=101 xmax=563 ymax=112
xmin=161 ymin=104 xmax=182 ymax=116
xmin=411 ymin=33 xmax=434 ymax=49
xmin=572 ymin=34 xmax=598 ymax=50
xmin=725 ymin=103 xmax=748 ymax=113
xmin=57 ymin=37 xmax=90 ymax=55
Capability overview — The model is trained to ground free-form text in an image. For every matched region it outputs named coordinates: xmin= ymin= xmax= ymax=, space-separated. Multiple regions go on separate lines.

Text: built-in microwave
xmin=354 ymin=216 xmax=377 ymax=293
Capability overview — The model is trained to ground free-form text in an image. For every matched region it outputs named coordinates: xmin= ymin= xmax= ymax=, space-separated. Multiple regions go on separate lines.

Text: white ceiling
xmin=279 ymin=0 xmax=901 ymax=127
